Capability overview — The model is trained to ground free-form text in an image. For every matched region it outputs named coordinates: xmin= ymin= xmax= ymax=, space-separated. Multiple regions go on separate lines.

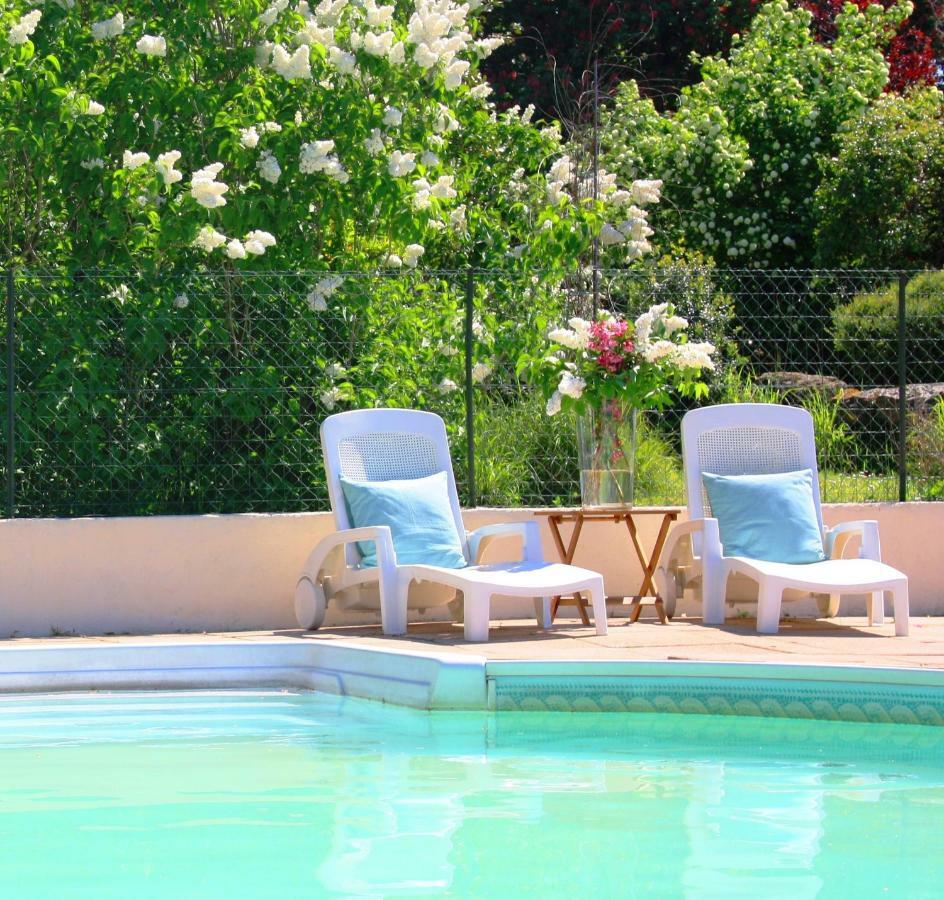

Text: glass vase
xmin=576 ymin=399 xmax=638 ymax=508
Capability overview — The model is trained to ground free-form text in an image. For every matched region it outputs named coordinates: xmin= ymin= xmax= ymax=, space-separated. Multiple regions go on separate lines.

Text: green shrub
xmin=908 ymin=399 xmax=944 ymax=500
xmin=832 ymin=270 xmax=944 ymax=386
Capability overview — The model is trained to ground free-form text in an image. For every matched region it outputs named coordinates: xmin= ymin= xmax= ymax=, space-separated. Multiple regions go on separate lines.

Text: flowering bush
xmin=602 ymin=0 xmax=913 ymax=269
xmin=519 ymin=304 xmax=716 ymax=418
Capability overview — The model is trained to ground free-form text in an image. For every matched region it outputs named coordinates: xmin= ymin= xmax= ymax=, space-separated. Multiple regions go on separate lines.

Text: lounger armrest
xmin=825 ymin=520 xmax=881 ymax=561
xmin=467 ymin=520 xmax=544 ymax=565
xmin=297 ymin=526 xmax=398 ymax=584
xmin=660 ymin=517 xmax=722 ymax=568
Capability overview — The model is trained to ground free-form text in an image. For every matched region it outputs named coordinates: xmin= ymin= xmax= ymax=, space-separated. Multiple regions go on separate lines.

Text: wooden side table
xmin=535 ymin=508 xmax=681 ymax=624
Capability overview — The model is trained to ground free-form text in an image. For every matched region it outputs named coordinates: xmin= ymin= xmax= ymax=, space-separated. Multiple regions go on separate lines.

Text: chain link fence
xmin=1 ymin=267 xmax=942 ymax=517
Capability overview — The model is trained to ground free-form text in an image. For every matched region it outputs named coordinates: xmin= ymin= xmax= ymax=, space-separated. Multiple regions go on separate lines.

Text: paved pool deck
xmin=4 ymin=614 xmax=944 ymax=671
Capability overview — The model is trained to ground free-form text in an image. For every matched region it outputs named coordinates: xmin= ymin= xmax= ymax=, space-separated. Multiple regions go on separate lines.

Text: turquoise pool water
xmin=2 ymin=690 xmax=944 ymax=898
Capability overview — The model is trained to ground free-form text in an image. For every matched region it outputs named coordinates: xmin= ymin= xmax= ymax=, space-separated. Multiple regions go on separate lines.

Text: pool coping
xmin=1 ymin=637 xmax=944 ymax=725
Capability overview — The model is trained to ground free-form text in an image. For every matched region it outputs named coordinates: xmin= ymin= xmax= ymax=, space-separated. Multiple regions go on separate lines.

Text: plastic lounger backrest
xmin=681 ymin=404 xmax=824 ymax=532
xmin=320 ymin=408 xmax=469 ymax=566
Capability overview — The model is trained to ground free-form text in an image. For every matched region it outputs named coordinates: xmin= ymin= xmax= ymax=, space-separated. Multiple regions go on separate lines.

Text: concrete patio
xmin=5 ymin=614 xmax=944 ymax=671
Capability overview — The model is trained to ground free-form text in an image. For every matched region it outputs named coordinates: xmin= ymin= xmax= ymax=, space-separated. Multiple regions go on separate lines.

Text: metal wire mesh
xmin=1 ymin=267 xmax=941 ymax=517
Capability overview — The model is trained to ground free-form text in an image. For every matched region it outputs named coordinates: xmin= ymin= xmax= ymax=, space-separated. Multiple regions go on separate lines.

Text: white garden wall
xmin=0 ymin=504 xmax=941 ymax=637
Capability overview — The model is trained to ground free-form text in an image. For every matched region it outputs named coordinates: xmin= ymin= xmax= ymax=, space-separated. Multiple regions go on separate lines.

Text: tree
xmin=815 ymin=88 xmax=944 ymax=267
xmin=478 ymin=0 xmax=941 ymax=120
xmin=602 ymin=0 xmax=912 ymax=269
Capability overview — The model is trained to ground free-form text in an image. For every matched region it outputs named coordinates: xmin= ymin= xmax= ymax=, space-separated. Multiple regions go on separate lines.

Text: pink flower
xmin=588 ymin=319 xmax=635 ymax=374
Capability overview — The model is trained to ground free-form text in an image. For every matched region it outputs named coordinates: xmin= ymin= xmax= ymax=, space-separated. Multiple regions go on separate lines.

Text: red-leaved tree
xmin=479 ymin=0 xmax=942 ymax=119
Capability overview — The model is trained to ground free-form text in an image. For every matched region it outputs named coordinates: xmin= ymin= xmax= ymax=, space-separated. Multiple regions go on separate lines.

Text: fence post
xmin=464 ymin=268 xmax=477 ymax=508
xmin=5 ymin=268 xmax=15 ymax=518
xmin=897 ymin=273 xmax=908 ymax=503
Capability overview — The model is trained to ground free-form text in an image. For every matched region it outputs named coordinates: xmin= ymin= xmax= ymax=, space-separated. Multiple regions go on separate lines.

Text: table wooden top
xmin=534 ymin=507 xmax=682 ymax=519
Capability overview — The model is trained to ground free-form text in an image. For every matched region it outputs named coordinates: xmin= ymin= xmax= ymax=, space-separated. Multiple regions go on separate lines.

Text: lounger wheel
xmin=815 ymin=592 xmax=841 ymax=618
xmin=657 ymin=568 xmax=679 ymax=620
xmin=295 ymin=576 xmax=327 ymax=630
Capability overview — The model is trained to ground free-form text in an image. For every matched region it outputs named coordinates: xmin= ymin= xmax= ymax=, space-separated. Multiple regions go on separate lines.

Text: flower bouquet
xmin=521 ymin=303 xmax=716 ymax=506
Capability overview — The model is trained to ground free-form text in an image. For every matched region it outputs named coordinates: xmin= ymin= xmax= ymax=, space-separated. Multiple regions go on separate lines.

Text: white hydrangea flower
xmin=546 ymin=391 xmax=563 ymax=417
xmin=402 ymin=243 xmax=425 ymax=267
xmin=675 ymin=342 xmax=716 ymax=370
xmin=469 ymin=82 xmax=491 ymax=99
xmin=438 ymin=378 xmax=458 ymax=395
xmin=384 ymin=253 xmax=403 ymax=267
xmin=173 ymin=293 xmax=190 ymax=309
xmin=136 ymin=35 xmax=167 ymax=57
xmin=256 ymin=150 xmax=281 ymax=184
xmin=261 ymin=121 xmax=282 ymax=134
xmin=449 ymin=204 xmax=467 ymax=231
xmin=388 ymin=150 xmax=416 ymax=178
xmin=84 ymin=100 xmax=106 ymax=116
xmin=240 ymin=127 xmax=260 ymax=149
xmin=259 ymin=0 xmax=289 ymax=27
xmin=299 ymin=141 xmax=347 ymax=182
xmin=272 ymin=43 xmax=312 ymax=80
xmin=190 ymin=162 xmax=229 ymax=208
xmin=430 ymin=175 xmax=456 ymax=199
xmin=108 ymin=283 xmax=131 ymax=304
xmin=8 ymin=10 xmax=42 ymax=46
xmin=387 ymin=41 xmax=406 ymax=64
xmin=295 ymin=22 xmax=335 ymax=47
xmin=471 ymin=362 xmax=492 ymax=383
xmin=643 ymin=340 xmax=677 ymax=364
xmin=328 ymin=46 xmax=356 ymax=74
xmin=420 ymin=150 xmax=440 ymax=168
xmin=663 ymin=315 xmax=688 ymax=335
xmin=321 ymin=387 xmax=344 ymax=410
xmin=192 ymin=225 xmax=228 ymax=253
xmin=630 ymin=179 xmax=663 ymax=206
xmin=307 ymin=275 xmax=343 ymax=311
xmin=255 ymin=41 xmax=274 ymax=66
xmin=366 ymin=1 xmax=395 ymax=26
xmin=226 ymin=239 xmax=248 ymax=260
xmin=364 ymin=31 xmax=394 ymax=57
xmin=382 ymin=106 xmax=403 ymax=127
xmin=244 ymin=230 xmax=277 ymax=255
xmin=599 ymin=223 xmax=626 ymax=246
xmin=155 ymin=150 xmax=183 ymax=186
xmin=558 ymin=372 xmax=586 ymax=400
xmin=80 ymin=158 xmax=105 ymax=170
xmin=444 ymin=59 xmax=470 ymax=90
xmin=364 ymin=129 xmax=385 ymax=156
xmin=326 ymin=362 xmax=346 ymax=379
xmin=91 ymin=13 xmax=124 ymax=41
xmin=413 ymin=43 xmax=439 ymax=69
xmin=122 ymin=150 xmax=151 ymax=170
xmin=411 ymin=179 xmax=432 ymax=210
xmin=548 ymin=328 xmax=586 ymax=351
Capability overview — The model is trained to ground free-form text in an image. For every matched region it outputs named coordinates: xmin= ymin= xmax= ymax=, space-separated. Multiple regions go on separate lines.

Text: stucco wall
xmin=1 ymin=504 xmax=941 ymax=637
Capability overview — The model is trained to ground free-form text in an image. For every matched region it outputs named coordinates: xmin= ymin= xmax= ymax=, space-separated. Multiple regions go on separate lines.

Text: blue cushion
xmin=702 ymin=469 xmax=826 ymax=564
xmin=340 ymin=471 xmax=467 ymax=569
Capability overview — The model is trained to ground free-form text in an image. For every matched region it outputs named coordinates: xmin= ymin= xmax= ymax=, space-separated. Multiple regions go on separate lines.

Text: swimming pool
xmin=2 ymin=690 xmax=943 ymax=897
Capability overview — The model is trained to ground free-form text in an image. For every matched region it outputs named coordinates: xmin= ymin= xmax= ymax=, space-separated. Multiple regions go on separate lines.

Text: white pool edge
xmin=2 ymin=640 xmax=944 ymax=722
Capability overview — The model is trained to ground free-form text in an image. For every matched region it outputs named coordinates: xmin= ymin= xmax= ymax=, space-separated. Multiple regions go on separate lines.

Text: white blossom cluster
xmin=299 ymin=140 xmax=348 ymax=181
xmin=136 ymin=34 xmax=167 ymax=57
xmin=191 ymin=162 xmax=229 ymax=208
xmin=471 ymin=361 xmax=492 ymax=383
xmin=191 ymin=225 xmax=276 ymax=258
xmin=8 ymin=10 xmax=41 ymax=45
xmin=91 ymin=12 xmax=124 ymax=41
xmin=306 ymin=275 xmax=344 ymax=311
xmin=155 ymin=150 xmax=183 ymax=186
xmin=256 ymin=150 xmax=282 ymax=184
xmin=633 ymin=303 xmax=715 ymax=370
